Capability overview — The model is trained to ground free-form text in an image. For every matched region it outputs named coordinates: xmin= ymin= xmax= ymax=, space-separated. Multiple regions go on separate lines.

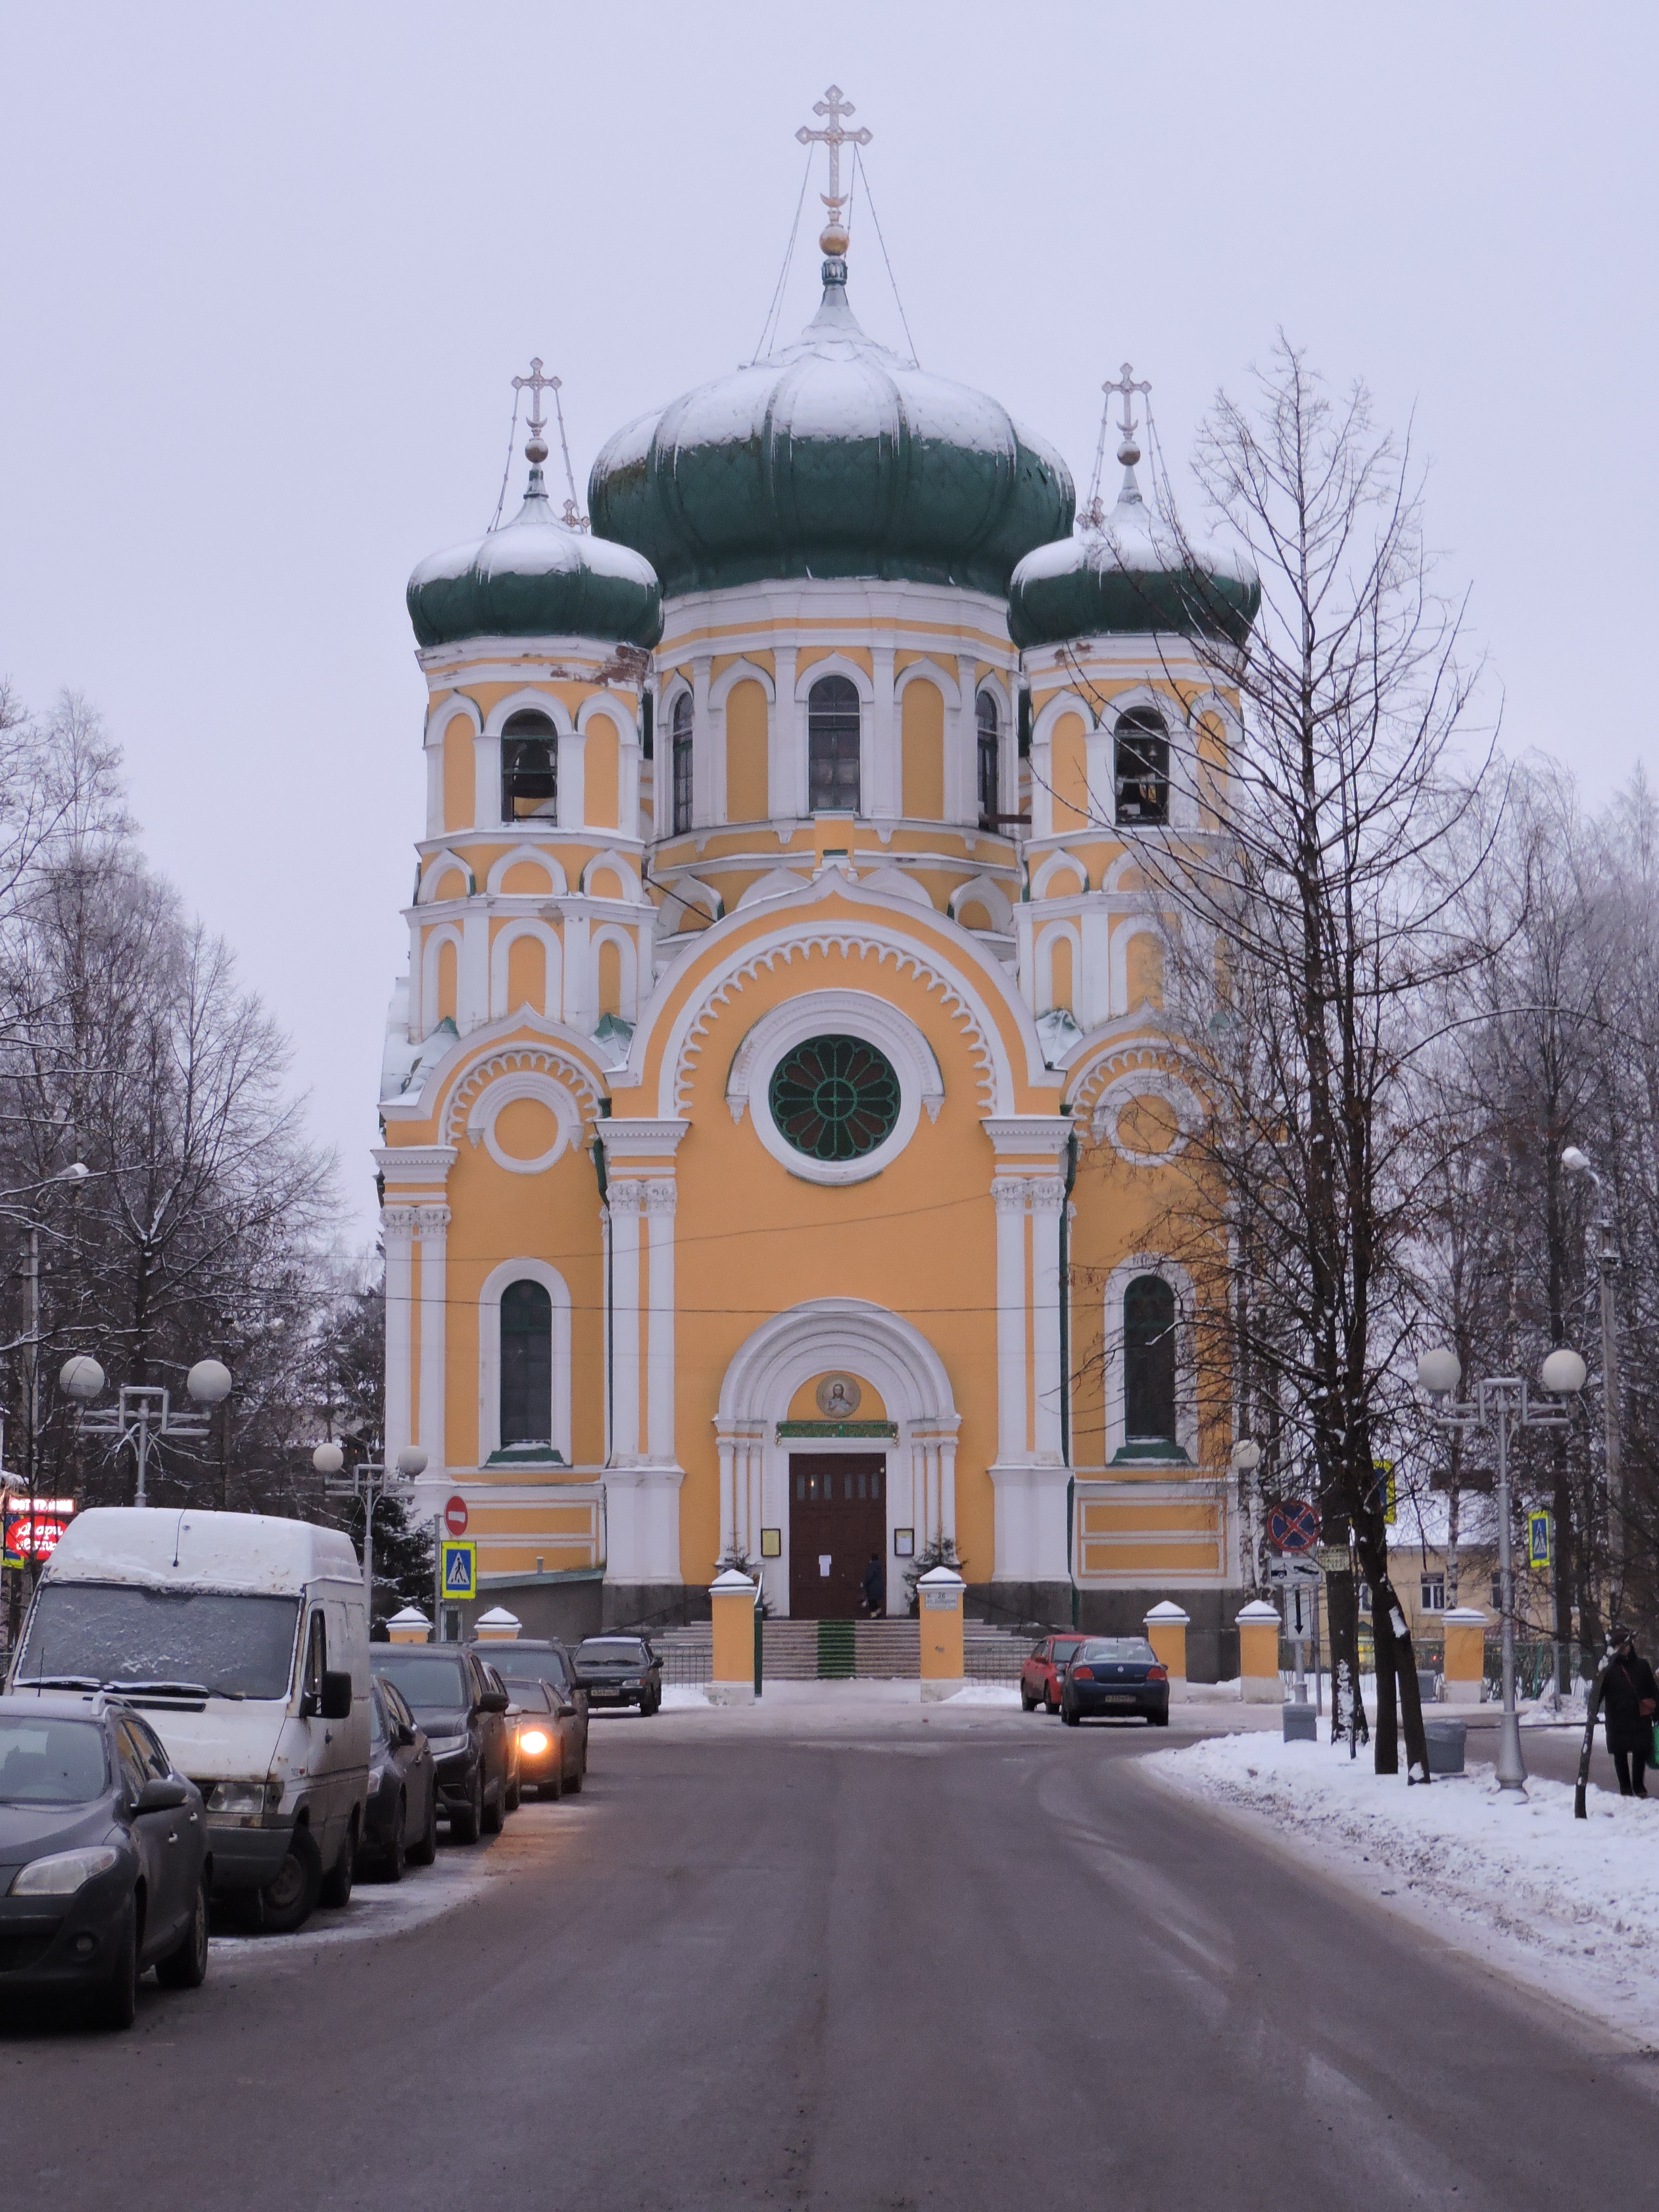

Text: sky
xmin=0 ymin=3 xmax=1654 ymax=1248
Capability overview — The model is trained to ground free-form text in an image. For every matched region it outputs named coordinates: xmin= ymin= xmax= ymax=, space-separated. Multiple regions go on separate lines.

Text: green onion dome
xmin=1007 ymin=446 xmax=1258 ymax=650
xmin=408 ymin=466 xmax=662 ymax=650
xmin=587 ymin=259 xmax=1074 ymax=600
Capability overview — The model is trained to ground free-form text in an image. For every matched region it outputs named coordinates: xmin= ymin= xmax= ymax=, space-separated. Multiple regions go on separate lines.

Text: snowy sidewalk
xmin=1145 ymin=1728 xmax=1659 ymax=2045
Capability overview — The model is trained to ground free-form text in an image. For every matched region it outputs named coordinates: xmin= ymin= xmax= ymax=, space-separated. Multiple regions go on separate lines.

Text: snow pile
xmin=1147 ymin=1729 xmax=1659 ymax=2041
xmin=942 ymin=1683 xmax=1022 ymax=1707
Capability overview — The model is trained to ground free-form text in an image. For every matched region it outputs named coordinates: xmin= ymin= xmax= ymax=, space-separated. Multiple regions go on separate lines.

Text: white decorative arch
xmin=442 ymin=1041 xmax=605 ymax=1142
xmin=721 ymin=1298 xmax=956 ymax=1422
xmin=1110 ymin=915 xmax=1170 ymax=1020
xmin=1102 ymin=848 xmax=1153 ymax=894
xmin=576 ymin=695 xmax=632 ymax=740
xmin=420 ymin=922 xmax=464 ymax=1034
xmin=580 ymin=849 xmax=644 ymax=902
xmin=483 ymin=687 xmax=574 ymax=740
xmin=857 ymin=862 xmax=934 ymax=912
xmin=589 ymin=925 xmax=640 ymax=1022
xmin=463 ymin=1064 xmax=582 ymax=1175
xmin=722 ymin=988 xmax=945 ymax=1184
xmin=1036 ymin=921 xmax=1082 ymax=1015
xmin=478 ymin=1257 xmax=573 ymax=1467
xmin=485 ymin=845 xmax=569 ymax=897
xmin=424 ymin=692 xmax=481 ymax=747
xmin=735 ymin=866 xmax=812 ymax=910
xmin=709 ymin=657 xmax=776 ymax=709
xmin=893 ymin=657 xmax=962 ymax=710
xmin=489 ymin=919 xmax=563 ymax=1022
xmin=947 ymin=874 xmax=1014 ymax=933
xmin=1100 ymin=1253 xmax=1199 ymax=1464
xmin=1031 ymin=687 xmax=1096 ymax=745
xmin=1031 ymin=846 xmax=1090 ymax=900
xmin=794 ymin=652 xmax=875 ymax=706
xmin=1090 ymin=1064 xmax=1203 ymax=1166
xmin=418 ymin=848 xmax=474 ymax=905
xmin=663 ymin=874 xmax=722 ymax=926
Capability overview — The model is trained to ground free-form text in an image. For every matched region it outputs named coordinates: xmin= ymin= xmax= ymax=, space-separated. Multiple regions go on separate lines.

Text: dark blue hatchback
xmin=1059 ymin=1637 xmax=1170 ymax=1727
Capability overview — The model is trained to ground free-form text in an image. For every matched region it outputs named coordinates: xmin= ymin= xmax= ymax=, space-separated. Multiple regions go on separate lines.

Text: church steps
xmin=652 ymin=1618 xmax=1035 ymax=1683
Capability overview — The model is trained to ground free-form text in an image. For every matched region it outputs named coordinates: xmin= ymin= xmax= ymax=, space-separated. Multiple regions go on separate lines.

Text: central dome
xmin=588 ymin=260 xmax=1073 ymax=600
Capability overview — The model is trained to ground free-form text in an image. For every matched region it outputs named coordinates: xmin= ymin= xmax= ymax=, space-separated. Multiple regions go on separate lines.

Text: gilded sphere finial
xmin=526 ymin=433 xmax=549 ymax=464
xmin=819 ymin=219 xmax=850 ymax=256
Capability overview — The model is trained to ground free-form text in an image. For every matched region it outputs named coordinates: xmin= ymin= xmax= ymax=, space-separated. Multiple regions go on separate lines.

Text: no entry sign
xmin=1267 ymin=1499 xmax=1321 ymax=1554
xmin=443 ymin=1494 xmax=469 ymax=1538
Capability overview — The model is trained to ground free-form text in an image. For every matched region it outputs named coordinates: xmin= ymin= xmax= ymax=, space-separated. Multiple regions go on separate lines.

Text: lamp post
xmin=1562 ymin=1146 xmax=1623 ymax=1612
xmin=1231 ymin=1436 xmax=1263 ymax=1589
xmin=1416 ymin=1345 xmax=1587 ymax=1792
xmin=60 ymin=1354 xmax=233 ymax=1507
xmin=312 ymin=1442 xmax=429 ymax=1616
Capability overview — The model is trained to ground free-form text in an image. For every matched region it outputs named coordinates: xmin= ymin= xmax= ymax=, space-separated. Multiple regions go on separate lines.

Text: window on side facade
xmin=1115 ymin=708 xmax=1169 ymax=826
xmin=1122 ymin=1274 xmax=1178 ymax=1442
xmin=1420 ymin=1575 xmax=1445 ymax=1613
xmin=500 ymin=1278 xmax=553 ymax=1445
xmin=807 ymin=675 xmax=861 ymax=814
xmin=671 ymin=693 xmax=694 ymax=835
xmin=501 ymin=709 xmax=558 ymax=823
xmin=976 ymin=690 xmax=1000 ymax=826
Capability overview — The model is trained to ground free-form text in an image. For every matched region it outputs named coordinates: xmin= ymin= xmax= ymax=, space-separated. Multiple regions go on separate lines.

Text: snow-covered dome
xmin=588 ymin=257 xmax=1073 ymax=600
xmin=1008 ymin=448 xmax=1258 ymax=650
xmin=408 ymin=466 xmax=662 ymax=650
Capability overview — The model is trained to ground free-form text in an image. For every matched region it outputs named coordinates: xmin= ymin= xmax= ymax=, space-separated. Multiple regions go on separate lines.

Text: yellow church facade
xmin=375 ymin=94 xmax=1260 ymax=1673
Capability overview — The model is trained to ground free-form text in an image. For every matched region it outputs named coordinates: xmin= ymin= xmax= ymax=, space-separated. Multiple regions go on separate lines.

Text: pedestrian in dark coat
xmin=1601 ymin=1628 xmax=1659 ymax=1798
xmin=860 ymin=1552 xmax=885 ymax=1619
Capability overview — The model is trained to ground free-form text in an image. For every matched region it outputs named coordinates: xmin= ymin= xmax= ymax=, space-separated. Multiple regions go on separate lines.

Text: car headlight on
xmin=12 ymin=1846 xmax=120 ymax=1896
xmin=518 ymin=1729 xmax=550 ymax=1755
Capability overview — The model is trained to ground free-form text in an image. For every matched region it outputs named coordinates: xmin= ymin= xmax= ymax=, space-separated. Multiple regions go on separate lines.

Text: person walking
xmin=860 ymin=1552 xmax=885 ymax=1620
xmin=1602 ymin=1626 xmax=1659 ymax=1798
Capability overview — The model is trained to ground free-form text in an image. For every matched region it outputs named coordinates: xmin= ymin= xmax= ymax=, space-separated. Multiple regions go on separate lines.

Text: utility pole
xmin=1563 ymin=1149 xmax=1624 ymax=1617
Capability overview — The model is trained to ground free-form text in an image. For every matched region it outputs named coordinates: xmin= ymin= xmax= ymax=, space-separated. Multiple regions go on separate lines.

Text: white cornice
xmin=373 ymin=1144 xmax=458 ymax=1186
xmin=599 ymin=1119 xmax=690 ymax=1158
xmin=980 ymin=1115 xmax=1073 ymax=1156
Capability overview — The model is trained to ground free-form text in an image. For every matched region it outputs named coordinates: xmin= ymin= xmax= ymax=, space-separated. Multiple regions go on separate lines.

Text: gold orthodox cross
xmin=796 ymin=84 xmax=872 ymax=219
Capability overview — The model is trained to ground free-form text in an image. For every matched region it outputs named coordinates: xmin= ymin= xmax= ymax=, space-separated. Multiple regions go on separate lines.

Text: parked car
xmin=358 ymin=1678 xmax=438 ymax=1881
xmin=368 ymin=1647 xmax=510 ymax=1841
xmin=500 ymin=1678 xmax=572 ymax=1800
xmin=466 ymin=1637 xmax=587 ymax=1788
xmin=0 ymin=1690 xmax=210 ymax=2029
xmin=1020 ymin=1634 xmax=1089 ymax=1713
xmin=475 ymin=1657 xmax=522 ymax=1813
xmin=572 ymin=1635 xmax=662 ymax=1715
xmin=8 ymin=1506 xmax=370 ymax=1935
xmin=1058 ymin=1637 xmax=1170 ymax=1727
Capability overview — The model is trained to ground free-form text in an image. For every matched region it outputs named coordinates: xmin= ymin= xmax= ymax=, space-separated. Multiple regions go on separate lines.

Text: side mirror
xmin=320 ymin=1670 xmax=354 ymax=1721
xmin=134 ymin=1776 xmax=189 ymax=1814
xmin=478 ymin=1688 xmax=510 ymax=1714
xmin=396 ymin=1722 xmax=418 ymax=1748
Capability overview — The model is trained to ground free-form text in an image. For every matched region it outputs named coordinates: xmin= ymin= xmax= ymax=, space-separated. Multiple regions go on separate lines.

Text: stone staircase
xmin=653 ymin=1617 xmax=1036 ymax=1684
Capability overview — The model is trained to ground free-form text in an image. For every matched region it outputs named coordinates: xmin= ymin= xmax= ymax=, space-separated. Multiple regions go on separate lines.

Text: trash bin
xmin=1424 ymin=1717 xmax=1466 ymax=1775
xmin=1282 ymin=1702 xmax=1318 ymax=1743
xmin=1417 ymin=1667 xmax=1439 ymax=1707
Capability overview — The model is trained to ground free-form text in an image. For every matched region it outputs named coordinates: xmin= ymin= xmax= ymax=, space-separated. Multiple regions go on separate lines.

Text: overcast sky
xmin=1 ymin=4 xmax=1653 ymax=1249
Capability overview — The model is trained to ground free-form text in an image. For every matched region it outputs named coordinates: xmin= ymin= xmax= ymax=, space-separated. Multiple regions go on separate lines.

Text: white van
xmin=8 ymin=1507 xmax=370 ymax=1932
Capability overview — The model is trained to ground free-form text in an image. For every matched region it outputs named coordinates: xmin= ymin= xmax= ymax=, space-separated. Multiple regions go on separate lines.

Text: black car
xmin=358 ymin=1678 xmax=438 ymax=1881
xmin=501 ymin=1679 xmax=580 ymax=1800
xmin=369 ymin=1647 xmax=511 ymax=1841
xmin=476 ymin=1657 xmax=522 ymax=1814
xmin=0 ymin=1691 xmax=211 ymax=2029
xmin=468 ymin=1638 xmax=588 ymax=1787
xmin=572 ymin=1635 xmax=662 ymax=1715
xmin=1059 ymin=1637 xmax=1171 ymax=1726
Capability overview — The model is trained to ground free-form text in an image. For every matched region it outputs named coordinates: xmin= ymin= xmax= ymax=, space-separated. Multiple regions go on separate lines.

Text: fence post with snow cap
xmin=1442 ymin=1608 xmax=1488 ymax=1706
xmin=1142 ymin=1601 xmax=1190 ymax=1699
xmin=709 ymin=1569 xmax=759 ymax=1705
xmin=918 ymin=1566 xmax=965 ymax=1701
xmin=1236 ymin=1601 xmax=1283 ymax=1702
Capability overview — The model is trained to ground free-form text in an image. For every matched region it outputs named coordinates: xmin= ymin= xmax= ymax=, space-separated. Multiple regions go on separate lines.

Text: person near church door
xmin=1602 ymin=1626 xmax=1659 ymax=1797
xmin=861 ymin=1553 xmax=885 ymax=1619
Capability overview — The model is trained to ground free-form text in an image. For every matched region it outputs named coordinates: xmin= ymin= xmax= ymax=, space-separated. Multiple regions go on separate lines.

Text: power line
xmin=854 ymin=146 xmax=918 ymax=366
xmin=752 ymin=145 xmax=814 ymax=364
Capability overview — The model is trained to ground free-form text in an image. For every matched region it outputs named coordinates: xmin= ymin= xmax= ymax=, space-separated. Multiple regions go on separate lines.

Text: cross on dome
xmin=1086 ymin=361 xmax=1154 ymax=522
xmin=513 ymin=357 xmax=561 ymax=466
xmin=796 ymin=84 xmax=872 ymax=256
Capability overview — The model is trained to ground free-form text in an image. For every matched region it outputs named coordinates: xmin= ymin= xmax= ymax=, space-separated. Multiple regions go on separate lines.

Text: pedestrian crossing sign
xmin=1528 ymin=1511 xmax=1552 ymax=1570
xmin=441 ymin=1540 xmax=477 ymax=1599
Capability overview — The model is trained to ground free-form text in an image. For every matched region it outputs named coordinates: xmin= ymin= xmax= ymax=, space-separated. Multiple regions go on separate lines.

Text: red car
xmin=1021 ymin=1634 xmax=1089 ymax=1713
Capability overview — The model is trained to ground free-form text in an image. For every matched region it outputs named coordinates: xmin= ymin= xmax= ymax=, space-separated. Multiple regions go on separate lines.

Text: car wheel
xmin=1044 ymin=1687 xmax=1058 ymax=1714
xmin=156 ymin=1871 xmax=210 ymax=1989
xmin=505 ymin=1772 xmax=521 ymax=1814
xmin=408 ymin=1782 xmax=438 ymax=1866
xmin=539 ymin=1764 xmax=564 ymax=1802
xmin=1061 ymin=1703 xmax=1082 ymax=1728
xmin=1150 ymin=1710 xmax=1170 ymax=1728
xmin=564 ymin=1763 xmax=583 ymax=1795
xmin=98 ymin=1894 xmax=142 ymax=2029
xmin=377 ymin=1795 xmax=408 ymax=1883
xmin=1020 ymin=1686 xmax=1037 ymax=1712
xmin=260 ymin=1823 xmax=324 ymax=1933
xmin=450 ymin=1771 xmax=482 ymax=1846
xmin=481 ymin=1777 xmax=504 ymax=1836
xmin=318 ymin=1819 xmax=357 ymax=1910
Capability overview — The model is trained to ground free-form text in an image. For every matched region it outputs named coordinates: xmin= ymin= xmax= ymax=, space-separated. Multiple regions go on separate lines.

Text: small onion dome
xmin=1007 ymin=452 xmax=1258 ymax=651
xmin=407 ymin=467 xmax=662 ymax=650
xmin=588 ymin=262 xmax=1073 ymax=600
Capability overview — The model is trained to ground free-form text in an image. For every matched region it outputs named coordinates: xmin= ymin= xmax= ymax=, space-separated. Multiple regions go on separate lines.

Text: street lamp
xmin=1562 ymin=1145 xmax=1623 ymax=1606
xmin=313 ymin=1441 xmax=428 ymax=1616
xmin=1416 ymin=1345 xmax=1586 ymax=1793
xmin=61 ymin=1355 xmax=233 ymax=1508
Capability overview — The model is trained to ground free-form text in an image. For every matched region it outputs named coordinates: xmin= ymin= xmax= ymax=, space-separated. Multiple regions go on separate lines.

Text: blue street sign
xmin=441 ymin=1540 xmax=477 ymax=1599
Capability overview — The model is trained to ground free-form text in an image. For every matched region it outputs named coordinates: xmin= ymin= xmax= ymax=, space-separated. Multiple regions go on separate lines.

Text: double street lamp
xmin=312 ymin=1441 xmax=428 ymax=1614
xmin=1415 ymin=1345 xmax=1586 ymax=1793
xmin=60 ymin=1354 xmax=235 ymax=1507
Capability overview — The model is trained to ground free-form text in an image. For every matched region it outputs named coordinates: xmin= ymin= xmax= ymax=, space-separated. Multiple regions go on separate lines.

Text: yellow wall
xmin=444 ymin=714 xmax=475 ymax=831
xmin=597 ymin=938 xmax=623 ymax=1018
xmin=585 ymin=713 xmax=620 ymax=830
xmin=505 ymin=934 xmax=545 ymax=1015
xmin=725 ymin=679 xmax=770 ymax=822
xmin=501 ymin=859 xmax=553 ymax=895
xmin=435 ymin=938 xmax=457 ymax=1022
xmin=1050 ymin=714 xmax=1088 ymax=831
xmin=901 ymin=680 xmax=945 ymax=819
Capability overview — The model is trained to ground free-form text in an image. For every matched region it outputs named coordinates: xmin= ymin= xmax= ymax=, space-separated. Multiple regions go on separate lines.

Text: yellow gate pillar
xmin=1236 ymin=1600 xmax=1283 ymax=1702
xmin=1442 ymin=1607 xmax=1488 ymax=1707
xmin=1143 ymin=1601 xmax=1190 ymax=1700
xmin=918 ymin=1566 xmax=965 ymax=1702
xmin=387 ymin=1605 xmax=432 ymax=1645
xmin=708 ymin=1568 xmax=758 ymax=1706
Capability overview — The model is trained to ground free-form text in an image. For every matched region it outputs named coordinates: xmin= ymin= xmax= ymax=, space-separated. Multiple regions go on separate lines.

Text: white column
xmin=954 ymin=653 xmax=978 ymax=826
xmin=415 ymin=1203 xmax=449 ymax=1470
xmin=1031 ymin=1177 xmax=1065 ymax=1463
xmin=939 ymin=1434 xmax=959 ymax=1543
xmin=770 ymin=646 xmax=797 ymax=820
xmin=562 ymin=910 xmax=593 ymax=1033
xmin=474 ymin=730 xmax=503 ymax=827
xmin=460 ymin=908 xmax=489 ymax=1034
xmin=746 ymin=1440 xmax=762 ymax=1559
xmin=607 ymin=1181 xmax=643 ymax=1461
xmin=691 ymin=656 xmax=714 ymax=829
xmin=424 ymin=741 xmax=444 ymax=840
xmin=645 ymin=1178 xmax=678 ymax=1462
xmin=870 ymin=644 xmax=896 ymax=818
xmin=993 ymin=1176 xmax=1029 ymax=1462
xmin=383 ymin=1205 xmax=416 ymax=1461
xmin=717 ymin=1428 xmax=737 ymax=1554
xmin=558 ymin=727 xmax=587 ymax=831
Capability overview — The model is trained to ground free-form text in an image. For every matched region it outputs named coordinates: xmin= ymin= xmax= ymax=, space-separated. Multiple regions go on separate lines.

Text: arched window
xmin=671 ymin=692 xmax=694 ymax=834
xmin=1122 ymin=1274 xmax=1177 ymax=1441
xmin=501 ymin=710 xmax=558 ymax=824
xmin=499 ymin=1278 xmax=553 ymax=1445
xmin=808 ymin=675 xmax=861 ymax=814
xmin=1115 ymin=708 xmax=1169 ymax=826
xmin=976 ymin=691 xmax=1001 ymax=826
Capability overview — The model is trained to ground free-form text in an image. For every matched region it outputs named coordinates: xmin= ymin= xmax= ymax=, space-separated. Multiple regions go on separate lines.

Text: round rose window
xmin=769 ymin=1035 xmax=902 ymax=1163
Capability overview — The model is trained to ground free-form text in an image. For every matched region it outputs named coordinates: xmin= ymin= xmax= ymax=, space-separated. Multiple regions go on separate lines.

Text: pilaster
xmin=415 ymin=1203 xmax=449 ymax=1470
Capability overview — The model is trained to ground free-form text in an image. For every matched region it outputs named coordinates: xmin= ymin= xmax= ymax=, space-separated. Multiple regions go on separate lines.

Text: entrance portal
xmin=788 ymin=1454 xmax=885 ymax=1619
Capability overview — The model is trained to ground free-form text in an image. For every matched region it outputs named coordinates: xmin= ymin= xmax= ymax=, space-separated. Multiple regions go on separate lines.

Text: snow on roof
xmin=42 ymin=1507 xmax=358 ymax=1593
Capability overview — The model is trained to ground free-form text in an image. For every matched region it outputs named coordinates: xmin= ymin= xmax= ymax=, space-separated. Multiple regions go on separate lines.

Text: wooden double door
xmin=788 ymin=1454 xmax=887 ymax=1619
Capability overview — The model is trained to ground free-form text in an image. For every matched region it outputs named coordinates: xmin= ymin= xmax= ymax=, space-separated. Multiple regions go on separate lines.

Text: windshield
xmin=0 ymin=1718 xmax=109 ymax=1804
xmin=577 ymin=1640 xmax=647 ymax=1666
xmin=19 ymin=1584 xmax=301 ymax=1700
xmin=502 ymin=1678 xmax=553 ymax=1711
xmin=1078 ymin=1639 xmax=1158 ymax=1665
xmin=371 ymin=1652 xmax=468 ymax=1710
xmin=491 ymin=1646 xmax=570 ymax=1690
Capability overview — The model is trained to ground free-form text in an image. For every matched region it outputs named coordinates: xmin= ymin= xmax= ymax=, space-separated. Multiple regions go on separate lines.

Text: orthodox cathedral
xmin=375 ymin=91 xmax=1259 ymax=1672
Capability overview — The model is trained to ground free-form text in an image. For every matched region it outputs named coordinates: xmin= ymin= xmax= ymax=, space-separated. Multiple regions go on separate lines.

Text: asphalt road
xmin=6 ymin=1703 xmax=1656 ymax=2210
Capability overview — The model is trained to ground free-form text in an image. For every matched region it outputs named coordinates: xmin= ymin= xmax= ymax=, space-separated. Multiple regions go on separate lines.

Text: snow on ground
xmin=1146 ymin=1727 xmax=1659 ymax=2044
